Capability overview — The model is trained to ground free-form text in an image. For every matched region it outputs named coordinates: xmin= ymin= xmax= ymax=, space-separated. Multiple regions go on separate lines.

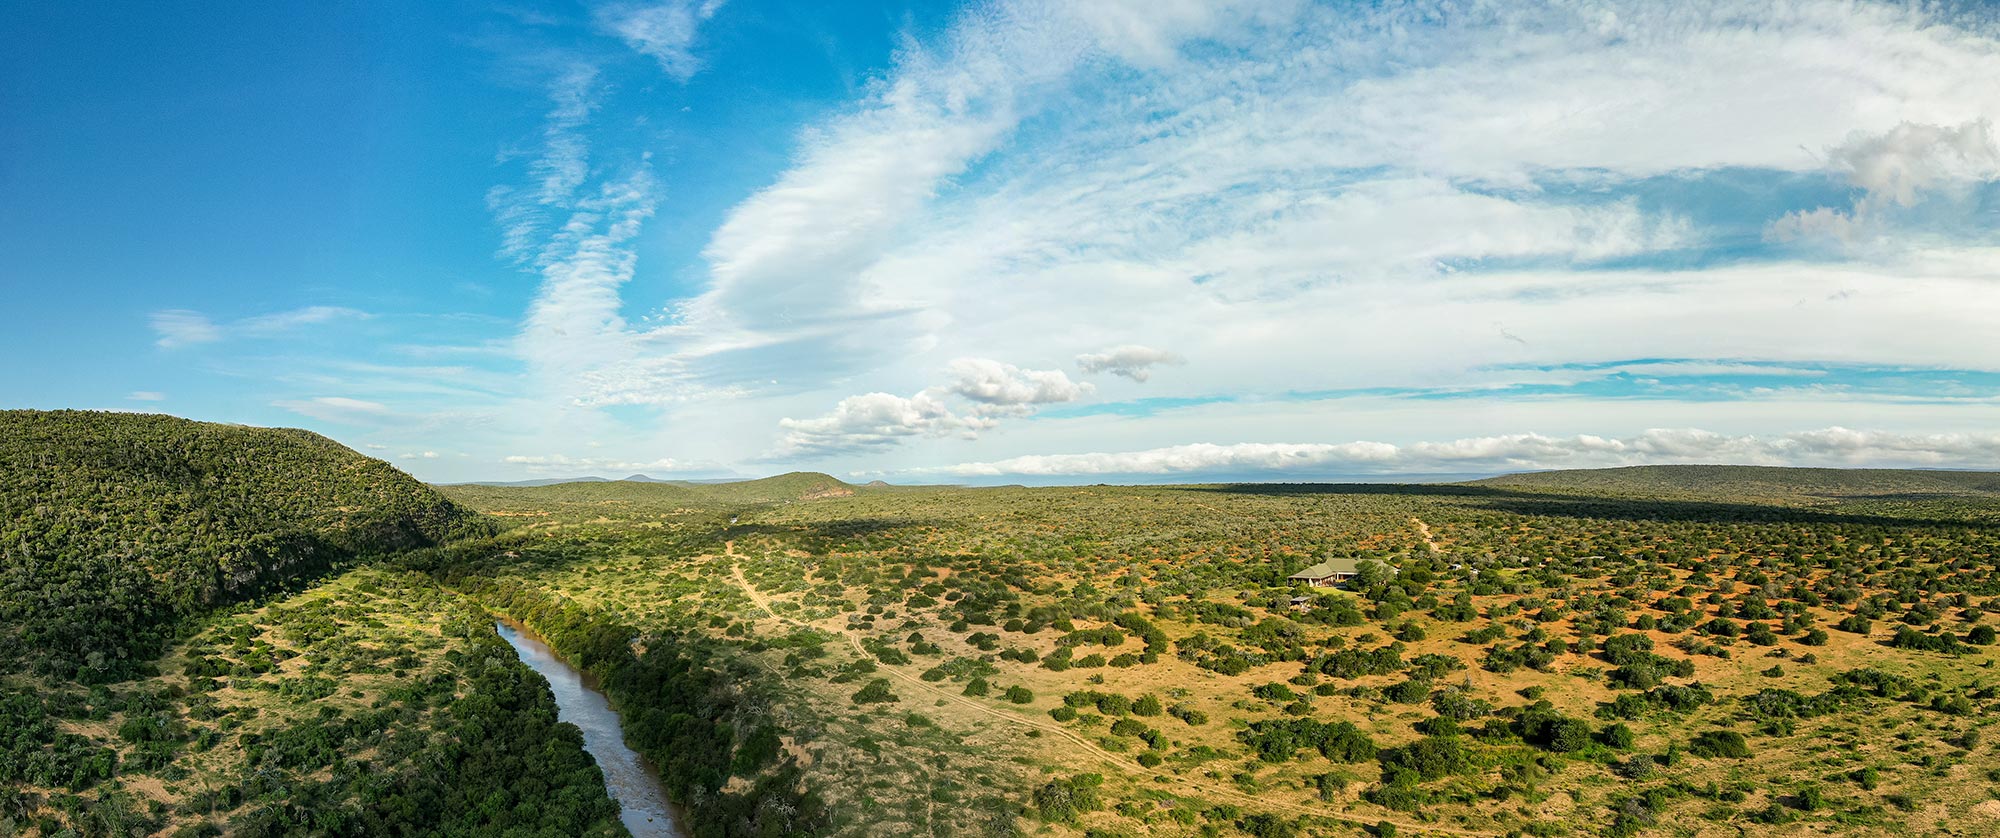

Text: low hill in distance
xmin=1472 ymin=463 xmax=2000 ymax=500
xmin=0 ymin=409 xmax=494 ymax=681
xmin=437 ymin=471 xmax=860 ymax=520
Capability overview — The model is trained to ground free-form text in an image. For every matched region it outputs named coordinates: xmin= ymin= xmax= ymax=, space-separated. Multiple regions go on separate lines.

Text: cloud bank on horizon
xmin=12 ymin=0 xmax=2000 ymax=482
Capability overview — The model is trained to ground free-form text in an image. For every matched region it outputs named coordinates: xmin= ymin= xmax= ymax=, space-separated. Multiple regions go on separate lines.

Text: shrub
xmin=851 ymin=679 xmax=898 ymax=705
xmin=1032 ymin=774 xmax=1104 ymax=822
xmin=1132 ymin=694 xmax=1163 ymax=716
xmin=1687 ymin=730 xmax=1750 ymax=759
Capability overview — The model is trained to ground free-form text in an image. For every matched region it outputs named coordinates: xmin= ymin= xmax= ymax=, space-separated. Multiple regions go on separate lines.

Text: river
xmin=495 ymin=620 xmax=687 ymax=838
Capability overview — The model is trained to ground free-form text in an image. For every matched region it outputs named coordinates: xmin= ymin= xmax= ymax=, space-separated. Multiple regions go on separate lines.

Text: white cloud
xmin=503 ymin=453 xmax=707 ymax=474
xmin=913 ymin=427 xmax=2000 ymax=477
xmin=425 ymin=0 xmax=2000 ymax=479
xmin=1835 ymin=119 xmax=2000 ymax=209
xmin=401 ymin=451 xmax=441 ymax=459
xmin=1769 ymin=119 xmax=2000 ymax=241
xmin=775 ymin=357 xmax=1093 ymax=455
xmin=943 ymin=358 xmax=1091 ymax=407
xmin=149 ymin=310 xmax=221 ymax=348
xmin=1077 ymin=345 xmax=1184 ymax=381
xmin=237 ymin=306 xmax=370 ymax=335
xmin=150 ymin=305 xmax=367 ymax=349
xmin=489 ymin=64 xmax=603 ymax=264
xmin=597 ymin=0 xmax=726 ymax=81
xmin=271 ymin=396 xmax=397 ymax=425
xmin=775 ymin=391 xmax=980 ymax=456
xmin=125 ymin=391 xmax=167 ymax=402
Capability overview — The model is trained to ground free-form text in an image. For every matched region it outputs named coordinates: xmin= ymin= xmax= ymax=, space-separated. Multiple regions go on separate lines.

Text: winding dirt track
xmin=1412 ymin=517 xmax=1441 ymax=553
xmin=722 ymin=541 xmax=1496 ymax=838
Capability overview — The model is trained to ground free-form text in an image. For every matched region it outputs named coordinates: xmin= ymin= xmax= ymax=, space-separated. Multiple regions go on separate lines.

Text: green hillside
xmin=438 ymin=470 xmax=857 ymax=519
xmin=0 ymin=409 xmax=495 ymax=681
xmin=1470 ymin=464 xmax=2000 ymax=501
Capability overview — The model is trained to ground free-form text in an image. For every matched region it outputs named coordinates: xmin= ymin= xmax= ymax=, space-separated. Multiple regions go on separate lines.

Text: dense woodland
xmin=7 ymin=409 xmax=2000 ymax=837
xmin=0 ymin=412 xmax=617 ymax=837
xmin=0 ymin=410 xmax=495 ymax=682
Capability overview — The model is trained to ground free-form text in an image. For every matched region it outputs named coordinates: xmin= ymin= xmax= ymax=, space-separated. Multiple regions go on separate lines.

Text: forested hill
xmin=0 ymin=409 xmax=495 ymax=681
xmin=1471 ymin=464 xmax=2000 ymax=500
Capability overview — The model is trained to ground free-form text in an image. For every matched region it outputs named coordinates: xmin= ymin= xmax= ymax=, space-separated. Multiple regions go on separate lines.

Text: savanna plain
xmin=6 ymin=410 xmax=2000 ymax=838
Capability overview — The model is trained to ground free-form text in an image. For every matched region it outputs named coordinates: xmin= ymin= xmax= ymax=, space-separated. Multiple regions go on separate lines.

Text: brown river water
xmin=495 ymin=620 xmax=687 ymax=838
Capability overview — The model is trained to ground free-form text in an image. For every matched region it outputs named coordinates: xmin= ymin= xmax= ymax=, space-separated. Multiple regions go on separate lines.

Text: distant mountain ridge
xmin=0 ymin=409 xmax=495 ymax=681
xmin=448 ymin=474 xmax=751 ymax=487
xmin=439 ymin=471 xmax=861 ymax=512
xmin=1470 ymin=464 xmax=2000 ymax=499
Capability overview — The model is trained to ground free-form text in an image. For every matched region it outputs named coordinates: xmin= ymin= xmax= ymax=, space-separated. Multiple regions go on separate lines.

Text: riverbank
xmin=496 ymin=618 xmax=687 ymax=838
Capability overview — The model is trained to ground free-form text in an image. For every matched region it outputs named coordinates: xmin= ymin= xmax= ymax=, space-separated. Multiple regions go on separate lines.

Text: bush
xmin=1688 ymin=730 xmax=1750 ymax=759
xmin=1032 ymin=774 xmax=1104 ymax=822
xmin=851 ymin=678 xmax=897 ymax=705
xmin=1004 ymin=685 xmax=1034 ymax=704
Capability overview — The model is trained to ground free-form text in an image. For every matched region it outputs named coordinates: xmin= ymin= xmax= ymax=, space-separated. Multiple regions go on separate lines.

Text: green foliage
xmin=1687 ymin=730 xmax=1752 ymax=759
xmin=851 ymin=678 xmax=897 ymax=704
xmin=1032 ymin=774 xmax=1104 ymax=822
xmin=0 ymin=410 xmax=494 ymax=681
xmin=1239 ymin=719 xmax=1376 ymax=763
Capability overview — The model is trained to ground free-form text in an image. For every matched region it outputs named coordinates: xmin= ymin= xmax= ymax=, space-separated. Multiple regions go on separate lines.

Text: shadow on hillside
xmin=1184 ymin=483 xmax=1996 ymax=530
xmin=718 ymin=516 xmax=937 ymax=547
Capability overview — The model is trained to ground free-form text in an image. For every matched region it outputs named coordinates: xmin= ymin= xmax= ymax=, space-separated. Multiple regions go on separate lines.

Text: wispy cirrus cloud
xmin=596 ymin=0 xmax=727 ymax=81
xmin=150 ymin=305 xmax=368 ymax=349
xmin=401 ymin=0 xmax=2000 ymax=480
xmin=269 ymin=396 xmax=398 ymax=425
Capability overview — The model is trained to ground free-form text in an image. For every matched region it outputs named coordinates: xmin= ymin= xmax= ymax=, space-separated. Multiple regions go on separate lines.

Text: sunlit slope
xmin=1471 ymin=464 xmax=2000 ymax=501
xmin=0 ymin=409 xmax=495 ymax=680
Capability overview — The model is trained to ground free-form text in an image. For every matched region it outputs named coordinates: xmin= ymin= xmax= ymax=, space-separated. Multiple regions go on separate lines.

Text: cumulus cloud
xmin=597 ymin=0 xmax=726 ymax=80
xmin=912 ymin=427 xmax=2000 ymax=477
xmin=775 ymin=391 xmax=982 ymax=456
xmin=401 ymin=451 xmax=441 ymax=459
xmin=1835 ymin=120 xmax=2000 ymax=209
xmin=447 ymin=0 xmax=2000 ymax=476
xmin=1769 ymin=119 xmax=2000 ymax=242
xmin=943 ymin=358 xmax=1092 ymax=407
xmin=1076 ymin=345 xmax=1184 ymax=382
xmin=150 ymin=306 xmax=367 ymax=349
xmin=775 ymin=357 xmax=1094 ymax=455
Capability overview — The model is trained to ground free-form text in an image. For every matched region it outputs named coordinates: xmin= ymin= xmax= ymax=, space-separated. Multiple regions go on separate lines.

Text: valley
xmin=5 ymin=412 xmax=2000 ymax=837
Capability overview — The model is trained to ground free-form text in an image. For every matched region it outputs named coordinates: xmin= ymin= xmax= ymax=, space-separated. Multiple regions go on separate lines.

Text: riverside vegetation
xmin=5 ymin=410 xmax=2000 ymax=837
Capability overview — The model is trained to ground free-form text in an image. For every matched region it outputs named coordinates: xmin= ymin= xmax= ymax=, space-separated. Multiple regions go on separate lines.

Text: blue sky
xmin=5 ymin=0 xmax=2000 ymax=483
